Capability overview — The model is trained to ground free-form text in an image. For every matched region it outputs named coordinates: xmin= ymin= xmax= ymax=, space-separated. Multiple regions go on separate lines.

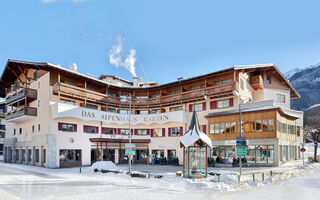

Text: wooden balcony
xmin=249 ymin=75 xmax=263 ymax=90
xmin=6 ymin=106 xmax=37 ymax=122
xmin=53 ymin=82 xmax=235 ymax=109
xmin=5 ymin=88 xmax=37 ymax=105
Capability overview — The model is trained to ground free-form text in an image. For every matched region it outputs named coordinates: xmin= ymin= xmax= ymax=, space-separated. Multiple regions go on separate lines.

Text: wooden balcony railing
xmin=5 ymin=88 xmax=37 ymax=105
xmin=249 ymin=75 xmax=263 ymax=90
xmin=6 ymin=106 xmax=37 ymax=121
xmin=53 ymin=82 xmax=236 ymax=108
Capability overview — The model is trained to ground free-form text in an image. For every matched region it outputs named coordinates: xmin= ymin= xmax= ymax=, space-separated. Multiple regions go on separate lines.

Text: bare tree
xmin=304 ymin=127 xmax=320 ymax=162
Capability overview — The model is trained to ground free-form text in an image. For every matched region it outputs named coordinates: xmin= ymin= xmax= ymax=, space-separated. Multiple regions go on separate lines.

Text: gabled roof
xmin=180 ymin=110 xmax=212 ymax=148
xmin=234 ymin=64 xmax=300 ymax=98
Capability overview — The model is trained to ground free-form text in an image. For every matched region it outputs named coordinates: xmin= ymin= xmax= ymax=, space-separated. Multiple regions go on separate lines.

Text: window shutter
xmin=147 ymin=129 xmax=150 ymax=135
xmin=189 ymin=104 xmax=193 ymax=112
xmin=162 ymin=128 xmax=165 ymax=137
xmin=131 ymin=129 xmax=134 ymax=135
xmin=134 ymin=129 xmax=138 ymax=135
xmin=180 ymin=126 xmax=183 ymax=136
xmin=83 ymin=125 xmax=87 ymax=133
xmin=151 ymin=129 xmax=154 ymax=137
xmin=203 ymin=125 xmax=207 ymax=134
xmin=113 ymin=128 xmax=117 ymax=135
xmin=210 ymin=101 xmax=217 ymax=109
xmin=73 ymin=124 xmax=77 ymax=132
xmin=168 ymin=128 xmax=171 ymax=136
xmin=101 ymin=127 xmax=105 ymax=134
xmin=229 ymin=98 xmax=234 ymax=107
xmin=202 ymin=102 xmax=206 ymax=110
xmin=95 ymin=127 xmax=99 ymax=133
xmin=117 ymin=128 xmax=121 ymax=135
xmin=58 ymin=122 xmax=62 ymax=131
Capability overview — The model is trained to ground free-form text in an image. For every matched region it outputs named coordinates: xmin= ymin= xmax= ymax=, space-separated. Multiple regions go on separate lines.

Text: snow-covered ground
xmin=0 ymin=160 xmax=319 ymax=200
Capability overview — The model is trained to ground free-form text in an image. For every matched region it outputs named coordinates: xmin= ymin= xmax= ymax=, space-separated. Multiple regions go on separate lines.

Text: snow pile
xmin=91 ymin=161 xmax=119 ymax=171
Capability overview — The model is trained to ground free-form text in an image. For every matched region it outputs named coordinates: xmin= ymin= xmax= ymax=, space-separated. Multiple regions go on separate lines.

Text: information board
xmin=236 ymin=137 xmax=247 ymax=156
xmin=125 ymin=143 xmax=136 ymax=155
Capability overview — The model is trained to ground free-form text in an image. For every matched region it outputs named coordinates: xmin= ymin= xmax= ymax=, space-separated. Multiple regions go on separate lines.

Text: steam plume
xmin=109 ymin=36 xmax=137 ymax=77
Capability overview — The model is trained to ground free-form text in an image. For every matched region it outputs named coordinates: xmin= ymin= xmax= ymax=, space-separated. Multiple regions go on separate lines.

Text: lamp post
xmin=233 ymin=90 xmax=251 ymax=176
xmin=121 ymin=94 xmax=132 ymax=173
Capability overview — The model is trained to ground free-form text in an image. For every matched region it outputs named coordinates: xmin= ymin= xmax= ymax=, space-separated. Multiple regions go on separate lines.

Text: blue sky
xmin=0 ymin=0 xmax=320 ymax=83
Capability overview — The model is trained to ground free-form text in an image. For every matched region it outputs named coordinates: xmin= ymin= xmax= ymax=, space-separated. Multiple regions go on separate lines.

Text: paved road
xmin=0 ymin=163 xmax=319 ymax=200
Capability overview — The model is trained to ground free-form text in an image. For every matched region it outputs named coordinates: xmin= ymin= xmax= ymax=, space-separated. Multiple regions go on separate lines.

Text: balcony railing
xmin=249 ymin=75 xmax=263 ymax=90
xmin=5 ymin=88 xmax=37 ymax=105
xmin=6 ymin=106 xmax=37 ymax=121
xmin=53 ymin=82 xmax=236 ymax=108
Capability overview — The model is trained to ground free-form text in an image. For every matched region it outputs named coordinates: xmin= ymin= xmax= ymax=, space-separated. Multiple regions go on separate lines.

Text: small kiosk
xmin=180 ymin=110 xmax=213 ymax=178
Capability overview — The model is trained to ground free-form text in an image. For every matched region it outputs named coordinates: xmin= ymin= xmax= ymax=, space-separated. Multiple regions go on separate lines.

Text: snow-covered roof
xmin=180 ymin=110 xmax=212 ymax=148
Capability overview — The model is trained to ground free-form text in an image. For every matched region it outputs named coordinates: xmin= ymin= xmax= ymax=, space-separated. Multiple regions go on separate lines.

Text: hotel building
xmin=0 ymin=101 xmax=5 ymax=158
xmin=0 ymin=60 xmax=303 ymax=168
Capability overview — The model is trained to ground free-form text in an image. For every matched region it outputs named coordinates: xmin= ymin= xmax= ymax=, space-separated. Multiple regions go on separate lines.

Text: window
xmin=108 ymin=92 xmax=116 ymax=97
xmin=230 ymin=122 xmax=236 ymax=132
xmin=119 ymin=109 xmax=128 ymax=114
xmin=215 ymin=123 xmax=219 ymax=134
xmin=151 ymin=109 xmax=160 ymax=114
xmin=170 ymin=127 xmax=180 ymax=136
xmin=256 ymin=120 xmax=261 ymax=132
xmin=190 ymin=85 xmax=200 ymax=90
xmin=297 ymin=126 xmax=300 ymax=136
xmin=220 ymin=123 xmax=225 ymax=133
xmin=32 ymin=125 xmax=35 ymax=133
xmin=225 ymin=123 xmax=230 ymax=133
xmin=102 ymin=128 xmax=113 ymax=135
xmin=86 ymin=86 xmax=97 ymax=92
xmin=170 ymin=106 xmax=182 ymax=112
xmin=135 ymin=95 xmax=148 ymax=99
xmin=200 ymin=84 xmax=205 ymax=88
xmin=240 ymin=79 xmax=244 ymax=90
xmin=210 ymin=124 xmax=215 ymax=134
xmin=216 ymin=98 xmax=232 ymax=109
xmin=84 ymin=125 xmax=98 ymax=134
xmin=59 ymin=123 xmax=76 ymax=132
xmin=13 ymin=128 xmax=16 ymax=135
xmin=262 ymin=120 xmax=268 ymax=131
xmin=277 ymin=94 xmax=285 ymax=103
xmin=120 ymin=94 xmax=127 ymax=98
xmin=153 ymin=128 xmax=163 ymax=137
xmin=215 ymin=81 xmax=221 ymax=86
xmin=217 ymin=100 xmax=224 ymax=108
xmin=61 ymin=80 xmax=76 ymax=86
xmin=268 ymin=119 xmax=274 ymax=131
xmin=222 ymin=78 xmax=232 ymax=84
xmin=38 ymin=124 xmax=41 ymax=132
xmin=108 ymin=108 xmax=116 ymax=113
xmin=120 ymin=129 xmax=130 ymax=135
xmin=191 ymin=103 xmax=203 ymax=111
xmin=60 ymin=99 xmax=76 ymax=105
xmin=266 ymin=75 xmax=271 ymax=84
xmin=135 ymin=110 xmax=148 ymax=115
xmin=19 ymin=128 xmax=22 ymax=135
xmin=86 ymin=104 xmax=98 ymax=110
xmin=169 ymin=90 xmax=181 ymax=95
xmin=33 ymin=71 xmax=38 ymax=79
xmin=151 ymin=93 xmax=160 ymax=98
xmin=137 ymin=129 xmax=147 ymax=135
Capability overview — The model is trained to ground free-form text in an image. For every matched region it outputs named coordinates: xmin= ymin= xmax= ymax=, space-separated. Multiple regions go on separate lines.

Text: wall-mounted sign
xmin=53 ymin=103 xmax=188 ymax=125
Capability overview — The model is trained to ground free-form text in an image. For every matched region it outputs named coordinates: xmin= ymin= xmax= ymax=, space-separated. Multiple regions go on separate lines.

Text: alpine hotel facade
xmin=1 ymin=60 xmax=303 ymax=168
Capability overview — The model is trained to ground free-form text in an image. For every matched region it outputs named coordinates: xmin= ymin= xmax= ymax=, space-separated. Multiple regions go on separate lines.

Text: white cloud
xmin=109 ymin=36 xmax=137 ymax=77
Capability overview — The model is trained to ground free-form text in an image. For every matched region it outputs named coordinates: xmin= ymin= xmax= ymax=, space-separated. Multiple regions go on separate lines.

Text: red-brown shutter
xmin=113 ymin=128 xmax=117 ymax=135
xmin=147 ymin=129 xmax=150 ymax=135
xmin=180 ymin=126 xmax=183 ymax=136
xmin=151 ymin=129 xmax=154 ymax=137
xmin=162 ymin=128 xmax=165 ymax=137
xmin=210 ymin=101 xmax=217 ymax=109
xmin=189 ymin=104 xmax=193 ymax=112
xmin=73 ymin=124 xmax=77 ymax=132
xmin=134 ymin=129 xmax=138 ymax=135
xmin=101 ymin=127 xmax=105 ymax=134
xmin=83 ymin=125 xmax=87 ymax=133
xmin=229 ymin=98 xmax=234 ymax=107
xmin=58 ymin=122 xmax=62 ymax=131
xmin=132 ymin=129 xmax=134 ymax=135
xmin=117 ymin=128 xmax=121 ymax=135
xmin=203 ymin=125 xmax=207 ymax=134
xmin=168 ymin=128 xmax=171 ymax=136
xmin=95 ymin=127 xmax=99 ymax=133
xmin=202 ymin=102 xmax=206 ymax=111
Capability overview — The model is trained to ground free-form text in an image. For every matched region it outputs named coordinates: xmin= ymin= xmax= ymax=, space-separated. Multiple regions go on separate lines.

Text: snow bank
xmin=92 ymin=161 xmax=119 ymax=171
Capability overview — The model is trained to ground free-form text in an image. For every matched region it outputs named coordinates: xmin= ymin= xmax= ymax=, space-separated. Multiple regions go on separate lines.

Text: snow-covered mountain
xmin=286 ymin=62 xmax=320 ymax=111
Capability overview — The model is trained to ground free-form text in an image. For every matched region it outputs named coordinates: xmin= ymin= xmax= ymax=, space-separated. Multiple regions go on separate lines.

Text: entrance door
xmin=108 ymin=149 xmax=115 ymax=162
xmin=91 ymin=149 xmax=97 ymax=164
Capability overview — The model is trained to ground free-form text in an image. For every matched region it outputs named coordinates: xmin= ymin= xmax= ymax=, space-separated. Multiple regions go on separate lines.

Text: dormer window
xmin=267 ymin=75 xmax=271 ymax=84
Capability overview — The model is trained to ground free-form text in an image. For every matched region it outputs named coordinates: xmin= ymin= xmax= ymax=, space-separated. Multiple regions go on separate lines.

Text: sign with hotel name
xmin=54 ymin=103 xmax=188 ymax=125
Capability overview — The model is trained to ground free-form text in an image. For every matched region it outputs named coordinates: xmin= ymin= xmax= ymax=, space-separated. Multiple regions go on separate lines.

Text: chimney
xmin=69 ymin=62 xmax=78 ymax=72
xmin=133 ymin=77 xmax=138 ymax=87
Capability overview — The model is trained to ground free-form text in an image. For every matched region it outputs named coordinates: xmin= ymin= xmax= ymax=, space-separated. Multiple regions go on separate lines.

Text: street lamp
xmin=232 ymin=90 xmax=251 ymax=175
xmin=120 ymin=94 xmax=132 ymax=173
